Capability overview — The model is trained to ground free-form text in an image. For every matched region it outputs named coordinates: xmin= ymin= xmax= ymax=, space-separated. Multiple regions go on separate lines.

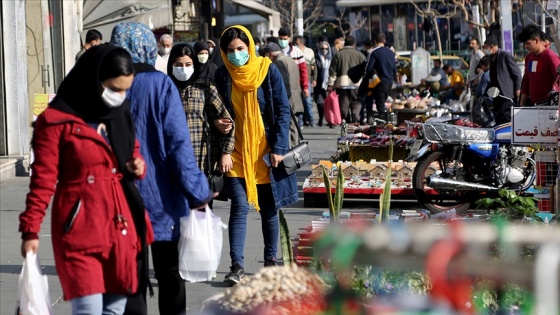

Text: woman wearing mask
xmin=193 ymin=40 xmax=218 ymax=79
xmin=19 ymin=45 xmax=148 ymax=314
xmin=167 ymin=43 xmax=234 ymax=188
xmin=314 ymin=41 xmax=332 ymax=127
xmin=213 ymin=25 xmax=298 ymax=286
xmin=111 ymin=22 xmax=214 ymax=315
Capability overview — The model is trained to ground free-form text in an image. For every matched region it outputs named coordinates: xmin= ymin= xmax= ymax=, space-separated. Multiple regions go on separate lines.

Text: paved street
xmin=0 ymin=124 xmax=419 ymax=314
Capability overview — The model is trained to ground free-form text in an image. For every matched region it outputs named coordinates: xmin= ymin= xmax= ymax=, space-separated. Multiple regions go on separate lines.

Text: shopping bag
xmin=178 ymin=207 xmax=227 ymax=282
xmin=324 ymin=91 xmax=342 ymax=125
xmin=16 ymin=252 xmax=53 ymax=315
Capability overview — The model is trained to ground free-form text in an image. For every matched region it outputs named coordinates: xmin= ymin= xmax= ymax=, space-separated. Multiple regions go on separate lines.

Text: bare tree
xmin=262 ymin=0 xmax=324 ymax=36
xmin=534 ymin=0 xmax=560 ymax=49
xmin=409 ymin=0 xmax=459 ymax=60
xmin=320 ymin=8 xmax=368 ymax=38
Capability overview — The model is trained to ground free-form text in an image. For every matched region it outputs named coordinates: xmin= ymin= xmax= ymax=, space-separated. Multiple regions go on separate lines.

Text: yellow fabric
xmin=221 ymin=25 xmax=272 ymax=211
xmin=449 ymin=70 xmax=465 ymax=96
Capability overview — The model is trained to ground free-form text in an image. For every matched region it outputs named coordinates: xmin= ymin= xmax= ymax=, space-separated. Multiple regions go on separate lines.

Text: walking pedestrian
xmin=167 ymin=42 xmax=234 ymax=193
xmin=111 ymin=22 xmax=213 ymax=315
xmin=213 ymin=25 xmax=298 ymax=286
xmin=20 ymin=45 xmax=149 ymax=315
xmin=314 ymin=41 xmax=332 ymax=127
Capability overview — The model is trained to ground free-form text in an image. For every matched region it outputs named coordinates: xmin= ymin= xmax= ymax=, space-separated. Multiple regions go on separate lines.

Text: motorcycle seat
xmin=423 ymin=123 xmax=495 ymax=143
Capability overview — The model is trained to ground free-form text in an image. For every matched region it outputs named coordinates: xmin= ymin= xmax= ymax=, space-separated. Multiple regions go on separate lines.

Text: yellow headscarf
xmin=220 ymin=25 xmax=272 ymax=211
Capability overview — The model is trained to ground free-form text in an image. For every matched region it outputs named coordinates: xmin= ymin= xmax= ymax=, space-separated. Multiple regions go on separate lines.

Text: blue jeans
xmin=227 ymin=177 xmax=279 ymax=266
xmin=71 ymin=294 xmax=127 ymax=315
xmin=302 ymin=80 xmax=314 ymax=125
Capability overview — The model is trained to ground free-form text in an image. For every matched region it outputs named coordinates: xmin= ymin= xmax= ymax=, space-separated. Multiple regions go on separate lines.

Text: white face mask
xmin=172 ymin=66 xmax=194 ymax=81
xmin=197 ymin=54 xmax=209 ymax=64
xmin=101 ymin=88 xmax=126 ymax=108
xmin=483 ymin=48 xmax=492 ymax=55
xmin=209 ymin=47 xmax=214 ymax=55
xmin=367 ymin=48 xmax=374 ymax=54
xmin=164 ymin=47 xmax=171 ymax=55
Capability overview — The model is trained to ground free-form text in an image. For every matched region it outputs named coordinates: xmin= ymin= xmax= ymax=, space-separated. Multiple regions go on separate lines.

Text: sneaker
xmin=224 ymin=262 xmax=244 ymax=285
xmin=264 ymin=258 xmax=276 ymax=267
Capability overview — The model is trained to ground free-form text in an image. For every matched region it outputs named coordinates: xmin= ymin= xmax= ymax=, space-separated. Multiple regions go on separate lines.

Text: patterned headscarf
xmin=110 ymin=22 xmax=158 ymax=66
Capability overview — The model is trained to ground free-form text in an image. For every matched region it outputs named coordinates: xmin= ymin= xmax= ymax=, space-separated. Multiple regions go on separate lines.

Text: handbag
xmin=282 ymin=110 xmax=312 ymax=175
xmin=202 ymin=84 xmax=227 ymax=198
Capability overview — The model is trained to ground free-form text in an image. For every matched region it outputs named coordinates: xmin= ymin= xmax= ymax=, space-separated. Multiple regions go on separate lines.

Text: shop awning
xmin=228 ymin=0 xmax=281 ymax=33
xmin=80 ymin=0 xmax=172 ymax=40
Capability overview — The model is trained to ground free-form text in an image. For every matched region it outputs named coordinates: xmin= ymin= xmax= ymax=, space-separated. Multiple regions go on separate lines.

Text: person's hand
xmin=312 ymin=80 xmax=317 ymax=88
xmin=220 ymin=154 xmax=233 ymax=173
xmin=21 ymin=239 xmax=39 ymax=258
xmin=515 ymin=90 xmax=521 ymax=98
xmin=126 ymin=157 xmax=145 ymax=176
xmin=327 ymin=86 xmax=333 ymax=93
xmin=270 ymin=153 xmax=283 ymax=168
xmin=303 ymin=89 xmax=310 ymax=98
xmin=214 ymin=118 xmax=233 ymax=134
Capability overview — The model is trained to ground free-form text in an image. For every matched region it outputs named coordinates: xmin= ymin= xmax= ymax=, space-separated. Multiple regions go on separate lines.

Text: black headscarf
xmin=167 ymin=43 xmax=198 ymax=89
xmin=49 ymin=44 xmax=147 ymax=249
xmin=208 ymin=37 xmax=224 ymax=68
xmin=193 ymin=40 xmax=217 ymax=79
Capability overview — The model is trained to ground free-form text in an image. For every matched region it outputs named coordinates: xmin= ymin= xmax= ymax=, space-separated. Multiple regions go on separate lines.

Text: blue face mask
xmin=227 ymin=50 xmax=249 ymax=67
xmin=278 ymin=39 xmax=289 ymax=49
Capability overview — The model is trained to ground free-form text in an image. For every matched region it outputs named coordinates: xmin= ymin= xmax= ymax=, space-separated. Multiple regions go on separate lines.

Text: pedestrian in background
xmin=483 ymin=36 xmax=522 ymax=124
xmin=517 ymin=25 xmax=560 ymax=106
xmin=278 ymin=27 xmax=309 ymax=128
xmin=294 ymin=35 xmax=317 ymax=127
xmin=261 ymin=42 xmax=304 ymax=148
xmin=111 ymin=22 xmax=213 ymax=315
xmin=314 ymin=40 xmax=332 ymax=127
xmin=364 ymin=32 xmax=396 ymax=122
xmin=20 ymin=45 xmax=148 ymax=315
xmin=328 ymin=36 xmax=366 ymax=123
xmin=193 ymin=40 xmax=218 ymax=79
xmin=213 ymin=25 xmax=298 ymax=286
xmin=75 ymin=29 xmax=102 ymax=62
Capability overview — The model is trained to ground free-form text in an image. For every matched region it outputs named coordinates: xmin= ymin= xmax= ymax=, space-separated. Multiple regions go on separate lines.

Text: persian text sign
xmin=512 ymin=107 xmax=558 ymax=145
xmin=33 ymin=94 xmax=55 ymax=117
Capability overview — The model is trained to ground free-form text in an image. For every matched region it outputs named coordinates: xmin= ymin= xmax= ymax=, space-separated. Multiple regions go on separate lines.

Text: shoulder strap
xmin=202 ymin=81 xmax=214 ymax=173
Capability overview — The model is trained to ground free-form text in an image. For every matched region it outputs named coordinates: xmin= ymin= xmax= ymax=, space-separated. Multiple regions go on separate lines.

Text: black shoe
xmin=264 ymin=258 xmax=276 ymax=267
xmin=224 ymin=262 xmax=244 ymax=285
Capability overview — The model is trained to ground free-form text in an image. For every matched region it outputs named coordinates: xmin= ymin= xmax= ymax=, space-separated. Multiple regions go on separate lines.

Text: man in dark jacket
xmin=483 ymin=36 xmax=522 ymax=125
xmin=262 ymin=42 xmax=304 ymax=148
xmin=365 ymin=32 xmax=396 ymax=122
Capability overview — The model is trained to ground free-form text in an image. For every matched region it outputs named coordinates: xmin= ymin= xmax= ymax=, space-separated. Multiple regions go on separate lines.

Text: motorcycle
xmin=406 ymin=88 xmax=536 ymax=213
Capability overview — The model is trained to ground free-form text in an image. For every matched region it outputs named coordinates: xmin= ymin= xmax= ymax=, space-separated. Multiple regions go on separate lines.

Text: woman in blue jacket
xmin=213 ymin=25 xmax=298 ymax=286
xmin=111 ymin=22 xmax=213 ymax=315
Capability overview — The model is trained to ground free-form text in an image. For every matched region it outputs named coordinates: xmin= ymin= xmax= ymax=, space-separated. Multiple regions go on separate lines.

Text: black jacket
xmin=489 ymin=49 xmax=522 ymax=100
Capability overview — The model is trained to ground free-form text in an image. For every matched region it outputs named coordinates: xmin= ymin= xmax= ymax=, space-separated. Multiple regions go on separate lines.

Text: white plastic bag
xmin=178 ymin=207 xmax=227 ymax=282
xmin=16 ymin=252 xmax=53 ymax=315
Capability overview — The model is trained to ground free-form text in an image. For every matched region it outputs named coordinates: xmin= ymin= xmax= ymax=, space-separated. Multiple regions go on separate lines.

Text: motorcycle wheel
xmin=412 ymin=151 xmax=473 ymax=214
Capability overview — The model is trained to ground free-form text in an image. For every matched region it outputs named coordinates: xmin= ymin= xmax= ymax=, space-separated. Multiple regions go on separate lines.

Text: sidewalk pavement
xmin=2 ymin=124 xmax=374 ymax=315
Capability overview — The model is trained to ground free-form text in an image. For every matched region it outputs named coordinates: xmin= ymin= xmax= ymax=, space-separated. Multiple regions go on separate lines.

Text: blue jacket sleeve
xmin=268 ymin=64 xmax=291 ymax=156
xmin=160 ymin=78 xmax=213 ymax=208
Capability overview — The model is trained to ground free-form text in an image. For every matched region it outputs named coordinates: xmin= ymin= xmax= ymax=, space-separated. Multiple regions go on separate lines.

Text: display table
xmin=348 ymin=144 xmax=408 ymax=162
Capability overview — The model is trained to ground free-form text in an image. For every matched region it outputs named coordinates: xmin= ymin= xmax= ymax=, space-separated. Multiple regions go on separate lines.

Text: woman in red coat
xmin=19 ymin=45 xmax=149 ymax=314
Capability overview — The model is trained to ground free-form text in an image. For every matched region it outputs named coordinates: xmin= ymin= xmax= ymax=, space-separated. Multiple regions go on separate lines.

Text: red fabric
xmin=19 ymin=108 xmax=145 ymax=300
xmin=522 ymin=49 xmax=560 ymax=104
xmin=298 ymin=61 xmax=309 ymax=91
xmin=324 ymin=91 xmax=342 ymax=125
